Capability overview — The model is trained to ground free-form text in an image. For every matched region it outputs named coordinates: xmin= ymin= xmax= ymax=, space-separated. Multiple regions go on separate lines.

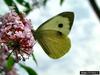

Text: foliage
xmin=43 ymin=0 xmax=48 ymax=6
xmin=32 ymin=53 xmax=38 ymax=66
xmin=60 ymin=0 xmax=65 ymax=5
xmin=4 ymin=0 xmax=65 ymax=14
xmin=5 ymin=56 xmax=15 ymax=70
xmin=19 ymin=64 xmax=37 ymax=75
xmin=4 ymin=0 xmax=20 ymax=14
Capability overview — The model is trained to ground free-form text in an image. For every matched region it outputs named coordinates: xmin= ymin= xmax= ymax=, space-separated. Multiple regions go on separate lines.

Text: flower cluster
xmin=0 ymin=12 xmax=35 ymax=61
xmin=0 ymin=49 xmax=18 ymax=75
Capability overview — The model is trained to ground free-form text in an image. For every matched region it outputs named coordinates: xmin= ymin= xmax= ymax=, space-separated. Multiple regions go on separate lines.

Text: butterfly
xmin=33 ymin=12 xmax=74 ymax=59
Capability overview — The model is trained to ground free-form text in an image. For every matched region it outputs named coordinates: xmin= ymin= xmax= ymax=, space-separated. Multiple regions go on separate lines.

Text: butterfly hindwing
xmin=35 ymin=30 xmax=71 ymax=59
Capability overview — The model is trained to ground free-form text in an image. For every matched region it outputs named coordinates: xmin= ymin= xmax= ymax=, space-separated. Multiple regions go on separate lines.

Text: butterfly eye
xmin=58 ymin=23 xmax=63 ymax=28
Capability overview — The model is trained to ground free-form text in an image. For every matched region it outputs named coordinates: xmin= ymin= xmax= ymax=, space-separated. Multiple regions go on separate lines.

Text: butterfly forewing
xmin=36 ymin=12 xmax=74 ymax=35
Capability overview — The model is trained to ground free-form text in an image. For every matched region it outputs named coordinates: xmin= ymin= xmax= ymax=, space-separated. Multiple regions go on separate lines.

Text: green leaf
xmin=24 ymin=2 xmax=30 ymax=9
xmin=19 ymin=64 xmax=37 ymax=75
xmin=4 ymin=0 xmax=20 ymax=14
xmin=4 ymin=0 xmax=14 ymax=6
xmin=32 ymin=53 xmax=38 ymax=66
xmin=16 ymin=0 xmax=24 ymax=4
xmin=5 ymin=56 xmax=15 ymax=70
xmin=16 ymin=0 xmax=31 ymax=14
xmin=43 ymin=0 xmax=48 ymax=6
xmin=24 ymin=9 xmax=31 ymax=15
xmin=16 ymin=0 xmax=31 ymax=9
xmin=60 ymin=0 xmax=64 ymax=5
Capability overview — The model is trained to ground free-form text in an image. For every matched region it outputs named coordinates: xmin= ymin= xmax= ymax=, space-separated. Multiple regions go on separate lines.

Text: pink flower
xmin=5 ymin=68 xmax=18 ymax=75
xmin=0 ymin=12 xmax=35 ymax=61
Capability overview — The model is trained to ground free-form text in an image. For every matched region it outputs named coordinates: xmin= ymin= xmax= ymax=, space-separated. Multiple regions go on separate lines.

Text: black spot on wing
xmin=59 ymin=12 xmax=74 ymax=30
xmin=58 ymin=23 xmax=63 ymax=28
